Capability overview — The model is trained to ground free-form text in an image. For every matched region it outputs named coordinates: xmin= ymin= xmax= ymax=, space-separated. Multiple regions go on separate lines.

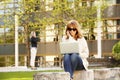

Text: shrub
xmin=112 ymin=41 xmax=120 ymax=60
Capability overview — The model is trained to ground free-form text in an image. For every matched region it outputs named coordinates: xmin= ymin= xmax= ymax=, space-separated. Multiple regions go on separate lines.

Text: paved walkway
xmin=0 ymin=66 xmax=63 ymax=72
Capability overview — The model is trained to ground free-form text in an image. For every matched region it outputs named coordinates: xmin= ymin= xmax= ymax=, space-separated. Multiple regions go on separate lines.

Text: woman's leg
xmin=71 ymin=53 xmax=84 ymax=73
xmin=30 ymin=47 xmax=37 ymax=67
xmin=70 ymin=53 xmax=79 ymax=73
xmin=63 ymin=54 xmax=73 ymax=78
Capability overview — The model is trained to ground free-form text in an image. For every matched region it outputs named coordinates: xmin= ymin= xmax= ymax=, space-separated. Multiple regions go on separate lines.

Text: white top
xmin=61 ymin=36 xmax=89 ymax=70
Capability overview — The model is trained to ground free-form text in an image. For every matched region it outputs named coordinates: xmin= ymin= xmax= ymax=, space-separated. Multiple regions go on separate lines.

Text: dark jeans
xmin=63 ymin=53 xmax=85 ymax=78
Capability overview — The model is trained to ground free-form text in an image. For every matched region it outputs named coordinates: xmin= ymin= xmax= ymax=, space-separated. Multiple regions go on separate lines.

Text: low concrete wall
xmin=33 ymin=68 xmax=120 ymax=80
xmin=94 ymin=68 xmax=120 ymax=80
xmin=0 ymin=40 xmax=119 ymax=56
xmin=33 ymin=72 xmax=70 ymax=80
xmin=74 ymin=70 xmax=94 ymax=80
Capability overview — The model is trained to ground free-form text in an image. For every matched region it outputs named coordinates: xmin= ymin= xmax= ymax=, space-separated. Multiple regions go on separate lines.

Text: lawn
xmin=0 ymin=70 xmax=63 ymax=80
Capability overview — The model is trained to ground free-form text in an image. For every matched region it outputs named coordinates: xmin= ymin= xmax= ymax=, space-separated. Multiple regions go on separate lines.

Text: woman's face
xmin=31 ymin=32 xmax=36 ymax=37
xmin=68 ymin=27 xmax=77 ymax=37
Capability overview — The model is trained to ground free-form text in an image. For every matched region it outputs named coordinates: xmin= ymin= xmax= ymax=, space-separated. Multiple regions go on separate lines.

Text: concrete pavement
xmin=0 ymin=66 xmax=63 ymax=72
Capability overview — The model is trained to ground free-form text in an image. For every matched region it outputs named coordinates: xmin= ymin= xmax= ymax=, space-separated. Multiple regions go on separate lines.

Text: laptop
xmin=59 ymin=42 xmax=79 ymax=54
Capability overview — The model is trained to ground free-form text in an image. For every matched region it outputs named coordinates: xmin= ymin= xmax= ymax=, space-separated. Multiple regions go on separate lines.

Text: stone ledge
xmin=73 ymin=70 xmax=94 ymax=80
xmin=33 ymin=68 xmax=120 ymax=80
xmin=94 ymin=68 xmax=120 ymax=80
xmin=33 ymin=72 xmax=70 ymax=80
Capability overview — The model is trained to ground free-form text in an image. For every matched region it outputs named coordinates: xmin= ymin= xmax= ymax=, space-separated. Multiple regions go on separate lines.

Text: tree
xmin=0 ymin=0 xmax=108 ymax=43
xmin=112 ymin=41 xmax=120 ymax=60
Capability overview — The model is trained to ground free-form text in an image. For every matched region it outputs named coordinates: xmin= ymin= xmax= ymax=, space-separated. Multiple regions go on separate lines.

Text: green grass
xmin=0 ymin=70 xmax=63 ymax=80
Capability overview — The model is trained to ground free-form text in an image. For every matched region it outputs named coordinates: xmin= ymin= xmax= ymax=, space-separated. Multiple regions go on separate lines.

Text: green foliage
xmin=112 ymin=41 xmax=120 ymax=60
xmin=0 ymin=0 xmax=108 ymax=43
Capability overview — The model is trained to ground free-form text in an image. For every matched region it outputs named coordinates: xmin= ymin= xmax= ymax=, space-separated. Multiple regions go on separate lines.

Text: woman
xmin=30 ymin=31 xmax=38 ymax=70
xmin=62 ymin=20 xmax=89 ymax=80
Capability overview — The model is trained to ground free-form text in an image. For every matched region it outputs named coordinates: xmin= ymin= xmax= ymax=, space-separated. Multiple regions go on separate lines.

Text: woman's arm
xmin=79 ymin=37 xmax=89 ymax=58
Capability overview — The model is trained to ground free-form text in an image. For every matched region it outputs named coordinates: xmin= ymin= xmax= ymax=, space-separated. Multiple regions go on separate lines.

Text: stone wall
xmin=74 ymin=70 xmax=94 ymax=80
xmin=33 ymin=68 xmax=120 ymax=80
xmin=33 ymin=72 xmax=70 ymax=80
xmin=94 ymin=68 xmax=120 ymax=80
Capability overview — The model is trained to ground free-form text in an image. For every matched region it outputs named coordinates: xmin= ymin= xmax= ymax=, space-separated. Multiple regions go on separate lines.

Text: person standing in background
xmin=30 ymin=31 xmax=39 ymax=70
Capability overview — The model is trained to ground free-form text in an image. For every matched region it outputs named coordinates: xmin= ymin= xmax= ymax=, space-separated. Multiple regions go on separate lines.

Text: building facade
xmin=0 ymin=0 xmax=120 ymax=67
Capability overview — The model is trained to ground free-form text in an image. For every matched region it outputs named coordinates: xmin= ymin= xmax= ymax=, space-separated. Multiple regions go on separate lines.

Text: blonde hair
xmin=30 ymin=31 xmax=36 ymax=38
xmin=65 ymin=20 xmax=83 ymax=40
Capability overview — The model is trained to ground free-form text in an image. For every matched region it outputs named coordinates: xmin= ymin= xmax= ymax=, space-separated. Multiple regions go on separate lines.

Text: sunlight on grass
xmin=0 ymin=70 xmax=63 ymax=80
xmin=2 ymin=78 xmax=32 ymax=80
xmin=0 ymin=71 xmax=34 ymax=80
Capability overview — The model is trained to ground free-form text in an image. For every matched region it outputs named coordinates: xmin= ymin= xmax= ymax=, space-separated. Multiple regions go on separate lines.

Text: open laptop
xmin=59 ymin=42 xmax=79 ymax=54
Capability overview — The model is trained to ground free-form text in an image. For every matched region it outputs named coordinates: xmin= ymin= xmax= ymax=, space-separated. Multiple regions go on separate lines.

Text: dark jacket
xmin=30 ymin=37 xmax=39 ymax=47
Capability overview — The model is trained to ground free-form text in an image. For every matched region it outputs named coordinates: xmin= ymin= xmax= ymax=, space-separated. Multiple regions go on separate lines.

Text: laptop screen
xmin=59 ymin=42 xmax=79 ymax=54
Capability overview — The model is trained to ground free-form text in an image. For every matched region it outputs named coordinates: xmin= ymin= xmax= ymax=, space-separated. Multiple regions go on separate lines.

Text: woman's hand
xmin=66 ymin=31 xmax=70 ymax=37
